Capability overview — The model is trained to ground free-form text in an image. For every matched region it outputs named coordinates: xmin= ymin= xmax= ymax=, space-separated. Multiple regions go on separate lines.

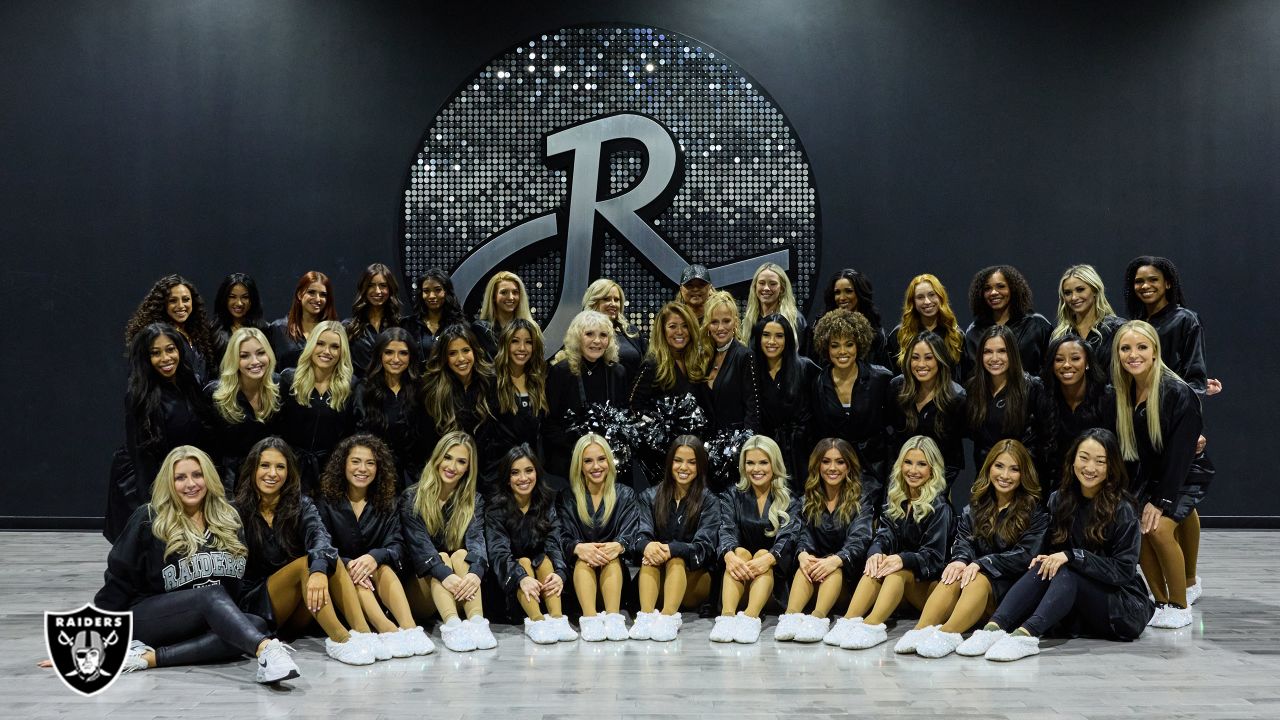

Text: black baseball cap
xmin=679 ymin=264 xmax=712 ymax=286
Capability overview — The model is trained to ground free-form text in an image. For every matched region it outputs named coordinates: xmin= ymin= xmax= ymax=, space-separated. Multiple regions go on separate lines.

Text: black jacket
xmin=239 ymin=496 xmax=338 ymax=623
xmin=1076 ymin=315 xmax=1127 ymax=376
xmin=759 ymin=356 xmax=821 ymax=486
xmin=966 ymin=373 xmax=1044 ymax=471
xmin=629 ymin=357 xmax=709 ymax=414
xmin=544 ymin=357 xmax=628 ymax=478
xmin=278 ymin=368 xmax=357 ymax=495
xmin=1043 ymin=490 xmax=1153 ymax=640
xmin=124 ymin=383 xmax=212 ymax=505
xmin=810 ymin=361 xmax=893 ymax=480
xmin=1038 ymin=381 xmax=1114 ymax=483
xmin=354 ymin=380 xmax=431 ymax=491
xmin=343 ymin=316 xmax=396 ymax=379
xmin=95 ymin=505 xmax=249 ymax=611
xmin=398 ymin=485 xmax=488 ymax=581
xmin=317 ymin=496 xmax=404 ymax=569
xmin=886 ymin=323 xmax=961 ymax=377
xmin=486 ymin=390 xmax=545 ymax=485
xmin=558 ymin=484 xmax=641 ymax=559
xmin=485 ymin=498 xmax=570 ymax=593
xmin=795 ymin=493 xmax=875 ymax=572
xmin=887 ymin=376 xmax=967 ymax=485
xmin=634 ymin=486 xmax=721 ymax=571
xmin=962 ymin=313 xmax=1054 ymax=380
xmin=203 ymin=378 xmax=280 ymax=486
xmin=266 ymin=319 xmax=306 ymax=370
xmin=1129 ymin=377 xmax=1203 ymax=511
xmin=1145 ymin=305 xmax=1209 ymax=395
xmin=715 ymin=488 xmax=803 ymax=562
xmin=614 ymin=327 xmax=648 ymax=387
xmin=868 ymin=494 xmax=953 ymax=581
xmin=950 ymin=504 xmax=1049 ymax=601
xmin=704 ymin=341 xmax=762 ymax=436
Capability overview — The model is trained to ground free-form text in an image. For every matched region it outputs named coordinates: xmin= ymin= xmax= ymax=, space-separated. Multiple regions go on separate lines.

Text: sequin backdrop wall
xmin=401 ymin=25 xmax=820 ymax=346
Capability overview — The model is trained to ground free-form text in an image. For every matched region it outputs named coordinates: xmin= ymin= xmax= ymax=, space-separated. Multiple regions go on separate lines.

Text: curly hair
xmin=558 ymin=310 xmax=620 ymax=375
xmin=736 ymin=435 xmax=792 ymax=537
xmin=1122 ymin=256 xmax=1186 ymax=318
xmin=124 ymin=274 xmax=213 ymax=362
xmin=897 ymin=274 xmax=963 ymax=366
xmin=150 ymin=445 xmax=245 ymax=560
xmin=813 ymin=309 xmax=873 ymax=362
xmin=823 ymin=268 xmax=882 ymax=330
xmin=968 ymin=265 xmax=1035 ymax=322
xmin=345 ymin=263 xmax=402 ymax=342
xmin=320 ymin=434 xmax=399 ymax=515
xmin=802 ymin=438 xmax=862 ymax=527
xmin=409 ymin=269 xmax=468 ymax=329
xmin=970 ymin=439 xmax=1041 ymax=547
xmin=495 ymin=318 xmax=549 ymax=416
xmin=1051 ymin=428 xmax=1132 ymax=549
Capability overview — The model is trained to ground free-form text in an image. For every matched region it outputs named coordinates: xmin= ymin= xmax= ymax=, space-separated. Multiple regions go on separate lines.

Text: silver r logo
xmin=451 ymin=111 xmax=789 ymax=347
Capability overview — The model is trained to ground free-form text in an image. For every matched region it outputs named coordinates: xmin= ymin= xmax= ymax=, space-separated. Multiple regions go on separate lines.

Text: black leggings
xmin=989 ymin=568 xmax=1113 ymax=638
xmin=132 ymin=585 xmax=268 ymax=667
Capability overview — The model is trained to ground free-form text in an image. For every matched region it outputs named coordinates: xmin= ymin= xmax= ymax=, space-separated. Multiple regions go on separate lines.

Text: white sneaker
xmin=603 ymin=613 xmax=629 ymax=641
xmin=823 ymin=616 xmax=861 ymax=646
xmin=893 ymin=625 xmax=938 ymax=654
xmin=957 ymin=628 xmax=1006 ymax=656
xmin=1150 ymin=604 xmax=1192 ymax=629
xmin=793 ymin=615 xmax=830 ymax=643
xmin=628 ymin=611 xmax=659 ymax=640
xmin=350 ymin=630 xmax=391 ymax=661
xmin=524 ymin=617 xmax=558 ymax=645
xmin=548 ymin=615 xmax=579 ymax=642
xmin=650 ymin=613 xmax=680 ymax=642
xmin=773 ymin=612 xmax=804 ymax=641
xmin=916 ymin=630 xmax=963 ymax=659
xmin=985 ymin=633 xmax=1040 ymax=661
xmin=121 ymin=639 xmax=152 ymax=673
xmin=325 ymin=636 xmax=376 ymax=665
xmin=440 ymin=617 xmax=478 ymax=652
xmin=840 ymin=622 xmax=888 ymax=650
xmin=399 ymin=627 xmax=435 ymax=655
xmin=709 ymin=615 xmax=738 ymax=643
xmin=1186 ymin=577 xmax=1203 ymax=606
xmin=579 ymin=615 xmax=607 ymax=642
xmin=378 ymin=630 xmax=414 ymax=658
xmin=733 ymin=612 xmax=762 ymax=644
xmin=464 ymin=617 xmax=498 ymax=649
xmin=255 ymin=639 xmax=300 ymax=684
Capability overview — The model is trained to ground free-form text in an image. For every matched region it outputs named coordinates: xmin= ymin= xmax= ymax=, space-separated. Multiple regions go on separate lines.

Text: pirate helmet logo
xmin=45 ymin=604 xmax=132 ymax=697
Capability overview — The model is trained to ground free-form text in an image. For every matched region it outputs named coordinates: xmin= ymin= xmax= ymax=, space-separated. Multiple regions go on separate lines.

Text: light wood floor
xmin=3 ymin=531 xmax=1277 ymax=719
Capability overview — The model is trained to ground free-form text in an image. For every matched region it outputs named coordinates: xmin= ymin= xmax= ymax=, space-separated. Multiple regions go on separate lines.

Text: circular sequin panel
xmin=401 ymin=24 xmax=820 ymax=349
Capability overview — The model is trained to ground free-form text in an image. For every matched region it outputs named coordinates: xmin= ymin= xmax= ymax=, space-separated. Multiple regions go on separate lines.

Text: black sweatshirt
xmin=317 ymin=496 xmax=404 ymax=569
xmin=1130 ymin=376 xmax=1203 ymax=512
xmin=949 ymin=504 xmax=1049 ymax=601
xmin=634 ymin=486 xmax=721 ymax=571
xmin=485 ymin=498 xmax=570 ymax=593
xmin=715 ymin=488 xmax=803 ymax=562
xmin=868 ymin=494 xmax=953 ymax=581
xmin=398 ymin=485 xmax=488 ymax=582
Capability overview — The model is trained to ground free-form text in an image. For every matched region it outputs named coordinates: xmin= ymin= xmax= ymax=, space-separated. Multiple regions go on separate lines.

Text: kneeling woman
xmin=957 ymin=429 xmax=1153 ymax=661
xmin=317 ymin=434 xmax=434 ymax=656
xmin=711 ymin=435 xmax=801 ymax=645
xmin=235 ymin=437 xmax=382 ymax=666
xmin=96 ymin=446 xmax=299 ymax=684
xmin=824 ymin=436 xmax=951 ymax=650
xmin=560 ymin=433 xmax=640 ymax=641
xmin=897 ymin=439 xmax=1048 ymax=657
xmin=486 ymin=444 xmax=577 ymax=643
xmin=399 ymin=431 xmax=496 ymax=652
xmin=631 ymin=436 xmax=720 ymax=641
xmin=775 ymin=438 xmax=874 ymax=644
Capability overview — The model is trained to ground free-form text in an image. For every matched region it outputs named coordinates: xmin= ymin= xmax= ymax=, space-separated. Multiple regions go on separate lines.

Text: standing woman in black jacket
xmin=824 ymin=435 xmax=952 ymax=651
xmin=473 ymin=270 xmax=534 ymax=359
xmin=582 ymin=278 xmax=647 ymax=384
xmin=775 ymin=438 xmax=875 ymax=644
xmin=630 ymin=436 xmax=720 ymax=642
xmin=487 ymin=319 xmax=549 ymax=485
xmin=544 ymin=310 xmax=628 ymax=481
xmin=399 ymin=431 xmax=496 ymax=652
xmin=278 ymin=320 xmax=356 ymax=496
xmin=630 ymin=301 xmax=712 ymax=412
xmin=317 ymin=434 xmax=434 ymax=657
xmin=886 ymin=274 xmax=965 ymax=376
xmin=125 ymin=274 xmax=216 ymax=383
xmin=343 ymin=263 xmax=402 ymax=380
xmin=96 ymin=445 xmax=299 ymax=683
xmin=1038 ymin=334 xmax=1114 ymax=480
xmin=422 ymin=324 xmax=495 ymax=452
xmin=560 ymin=433 xmax=640 ymax=642
xmin=751 ymin=314 xmax=820 ymax=493
xmin=354 ymin=327 xmax=428 ymax=491
xmin=962 ymin=265 xmax=1053 ymax=380
xmin=902 ymin=439 xmax=1048 ymax=658
xmin=108 ymin=323 xmax=213 ymax=541
xmin=207 ymin=327 xmax=281 ymax=486
xmin=1123 ymin=256 xmax=1222 ymax=397
xmin=485 ymin=445 xmax=577 ymax=644
xmin=268 ymin=271 xmax=338 ymax=370
xmin=403 ymin=269 xmax=468 ymax=366
xmin=234 ymin=437 xmax=381 ymax=666
xmin=710 ymin=435 xmax=802 ymax=645
xmin=1052 ymin=264 xmax=1125 ymax=374
xmin=210 ymin=273 xmax=267 ymax=369
xmin=810 ymin=309 xmax=893 ymax=505
xmin=888 ymin=331 xmax=967 ymax=487
xmin=702 ymin=290 xmax=762 ymax=440
xmin=958 ymin=429 xmax=1153 ymax=661
xmin=741 ymin=262 xmax=808 ymax=352
xmin=965 ymin=324 xmax=1044 ymax=474
xmin=1113 ymin=320 xmax=1204 ymax=629
xmin=809 ymin=268 xmax=888 ymax=366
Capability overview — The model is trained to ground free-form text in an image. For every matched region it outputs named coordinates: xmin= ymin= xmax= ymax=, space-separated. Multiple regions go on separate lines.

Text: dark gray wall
xmin=1 ymin=1 xmax=1270 ymax=526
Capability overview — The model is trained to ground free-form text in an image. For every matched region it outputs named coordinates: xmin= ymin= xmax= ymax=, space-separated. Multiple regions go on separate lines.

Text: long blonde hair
xmin=479 ymin=271 xmax=534 ymax=326
xmin=885 ymin=436 xmax=947 ymax=521
xmin=741 ymin=262 xmax=800 ymax=343
xmin=569 ymin=433 xmax=618 ymax=527
xmin=802 ymin=438 xmax=862 ymax=526
xmin=150 ymin=446 xmax=246 ymax=560
xmin=213 ymin=327 xmax=280 ymax=424
xmin=897 ymin=274 xmax=963 ymax=367
xmin=1111 ymin=320 xmax=1183 ymax=461
xmin=646 ymin=302 xmax=710 ymax=388
xmin=290 ymin=320 xmax=353 ymax=410
xmin=736 ymin=435 xmax=792 ymax=537
xmin=412 ymin=432 xmax=479 ymax=551
xmin=1052 ymin=264 xmax=1118 ymax=341
xmin=582 ymin=279 xmax=639 ymax=338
